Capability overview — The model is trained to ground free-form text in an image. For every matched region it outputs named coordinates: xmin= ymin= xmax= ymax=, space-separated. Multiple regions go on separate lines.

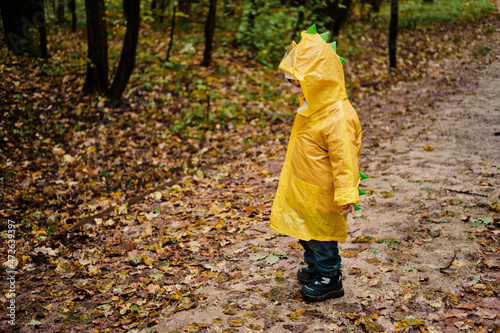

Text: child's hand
xmin=342 ymin=203 xmax=355 ymax=214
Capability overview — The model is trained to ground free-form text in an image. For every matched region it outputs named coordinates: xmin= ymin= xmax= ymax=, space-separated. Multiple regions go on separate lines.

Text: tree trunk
xmin=389 ymin=0 xmax=398 ymax=70
xmin=0 ymin=0 xmax=47 ymax=56
xmin=151 ymin=0 xmax=158 ymax=24
xmin=248 ymin=0 xmax=256 ymax=34
xmin=69 ymin=0 xmax=77 ymax=31
xmin=371 ymin=0 xmax=383 ymax=13
xmin=56 ymin=0 xmax=65 ymax=23
xmin=39 ymin=0 xmax=48 ymax=58
xmin=107 ymin=0 xmax=141 ymax=101
xmin=83 ymin=0 xmax=108 ymax=94
xmin=166 ymin=4 xmax=176 ymax=62
xmin=330 ymin=0 xmax=353 ymax=39
xmin=159 ymin=0 xmax=168 ymax=24
xmin=178 ymin=0 xmax=191 ymax=15
xmin=201 ymin=0 xmax=217 ymax=67
xmin=1 ymin=0 xmax=28 ymax=54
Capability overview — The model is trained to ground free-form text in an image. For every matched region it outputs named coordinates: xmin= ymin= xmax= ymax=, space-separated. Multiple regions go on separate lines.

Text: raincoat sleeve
xmin=325 ymin=107 xmax=360 ymax=207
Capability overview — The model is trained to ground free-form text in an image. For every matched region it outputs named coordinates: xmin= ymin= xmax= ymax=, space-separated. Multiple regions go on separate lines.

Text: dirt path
xmin=140 ymin=57 xmax=500 ymax=332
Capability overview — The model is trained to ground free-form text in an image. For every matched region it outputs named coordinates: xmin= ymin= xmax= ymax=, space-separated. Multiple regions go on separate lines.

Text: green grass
xmin=396 ymin=0 xmax=496 ymax=30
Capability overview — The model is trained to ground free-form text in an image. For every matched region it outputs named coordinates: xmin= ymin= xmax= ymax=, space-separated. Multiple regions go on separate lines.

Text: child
xmin=270 ymin=24 xmax=362 ymax=302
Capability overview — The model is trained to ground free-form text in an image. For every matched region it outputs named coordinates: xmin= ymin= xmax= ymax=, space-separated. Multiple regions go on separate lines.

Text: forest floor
xmin=142 ymin=46 xmax=500 ymax=333
xmin=1 ymin=7 xmax=500 ymax=333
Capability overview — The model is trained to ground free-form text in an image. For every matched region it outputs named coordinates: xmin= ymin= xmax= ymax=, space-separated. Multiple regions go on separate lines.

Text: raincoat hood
xmin=279 ymin=26 xmax=347 ymax=117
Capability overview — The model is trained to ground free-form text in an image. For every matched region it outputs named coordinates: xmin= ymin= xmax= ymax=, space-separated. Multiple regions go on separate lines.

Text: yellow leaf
xmin=423 ymin=144 xmax=434 ymax=151
xmin=114 ymin=204 xmax=128 ymax=215
xmin=340 ymin=249 xmax=361 ymax=258
xmin=173 ymin=302 xmax=197 ymax=313
xmin=247 ymin=324 xmax=263 ymax=330
xmin=351 ymin=236 xmax=373 ymax=243
xmin=380 ymin=191 xmax=395 ymax=198
xmin=228 ymin=317 xmax=245 ymax=327
xmin=63 ymin=154 xmax=75 ymax=163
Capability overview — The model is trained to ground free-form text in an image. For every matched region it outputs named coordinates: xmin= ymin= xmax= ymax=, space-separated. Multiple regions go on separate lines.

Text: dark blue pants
xmin=299 ymin=239 xmax=342 ymax=278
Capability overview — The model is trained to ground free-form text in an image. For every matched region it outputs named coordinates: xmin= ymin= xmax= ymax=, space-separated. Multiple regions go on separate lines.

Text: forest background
xmin=0 ymin=0 xmax=499 ymax=332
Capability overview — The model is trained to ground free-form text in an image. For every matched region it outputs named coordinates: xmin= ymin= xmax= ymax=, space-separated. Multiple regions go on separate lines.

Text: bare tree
xmin=69 ymin=0 xmax=77 ymax=32
xmin=56 ymin=0 xmax=65 ymax=24
xmin=108 ymin=0 xmax=141 ymax=101
xmin=166 ymin=4 xmax=177 ymax=62
xmin=322 ymin=0 xmax=353 ymax=40
xmin=83 ymin=0 xmax=141 ymax=102
xmin=39 ymin=0 xmax=48 ymax=58
xmin=201 ymin=0 xmax=217 ymax=67
xmin=0 ymin=0 xmax=47 ymax=57
xmin=83 ymin=0 xmax=108 ymax=94
xmin=370 ymin=0 xmax=383 ymax=13
xmin=389 ymin=0 xmax=398 ymax=70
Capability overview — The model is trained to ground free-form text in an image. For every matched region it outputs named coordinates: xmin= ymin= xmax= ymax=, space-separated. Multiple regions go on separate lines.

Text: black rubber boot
xmin=297 ymin=267 xmax=317 ymax=284
xmin=301 ymin=271 xmax=344 ymax=302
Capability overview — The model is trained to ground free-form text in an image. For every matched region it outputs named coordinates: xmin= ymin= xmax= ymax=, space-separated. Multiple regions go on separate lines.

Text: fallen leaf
xmin=173 ymin=302 xmax=197 ymax=313
xmin=423 ymin=144 xmax=434 ymax=151
xmin=33 ymin=247 xmax=58 ymax=256
xmin=454 ymin=321 xmax=470 ymax=330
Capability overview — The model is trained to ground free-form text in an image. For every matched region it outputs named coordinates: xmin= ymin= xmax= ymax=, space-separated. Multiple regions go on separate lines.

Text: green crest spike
xmin=305 ymin=24 xmax=317 ymax=34
xmin=329 ymin=41 xmax=337 ymax=52
xmin=359 ymin=171 xmax=368 ymax=180
xmin=339 ymin=56 xmax=346 ymax=64
xmin=359 ymin=188 xmax=366 ymax=195
xmin=319 ymin=31 xmax=329 ymax=42
xmin=354 ymin=204 xmax=361 ymax=211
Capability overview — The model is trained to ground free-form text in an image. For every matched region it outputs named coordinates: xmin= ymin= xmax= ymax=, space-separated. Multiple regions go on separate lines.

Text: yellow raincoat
xmin=270 ymin=29 xmax=362 ymax=242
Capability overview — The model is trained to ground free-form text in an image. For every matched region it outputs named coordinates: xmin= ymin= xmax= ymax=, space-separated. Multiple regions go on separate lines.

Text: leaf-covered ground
xmin=1 ymin=8 xmax=499 ymax=333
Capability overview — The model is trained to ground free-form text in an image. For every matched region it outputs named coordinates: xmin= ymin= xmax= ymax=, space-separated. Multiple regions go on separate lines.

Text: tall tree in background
xmin=69 ymin=0 xmax=77 ymax=32
xmin=178 ymin=0 xmax=192 ymax=16
xmin=247 ymin=0 xmax=256 ymax=37
xmin=83 ymin=0 xmax=108 ymax=94
xmin=152 ymin=0 xmax=168 ymax=25
xmin=201 ymin=0 xmax=217 ymax=67
xmin=0 ymin=0 xmax=47 ymax=57
xmin=39 ymin=0 xmax=48 ymax=58
xmin=166 ymin=4 xmax=177 ymax=62
xmin=108 ymin=0 xmax=141 ymax=101
xmin=327 ymin=0 xmax=353 ymax=40
xmin=56 ymin=0 xmax=65 ymax=24
xmin=83 ymin=0 xmax=141 ymax=101
xmin=389 ymin=0 xmax=398 ymax=70
xmin=370 ymin=0 xmax=383 ymax=13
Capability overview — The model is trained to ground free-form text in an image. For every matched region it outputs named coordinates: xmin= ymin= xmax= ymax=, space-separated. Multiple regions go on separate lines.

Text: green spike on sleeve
xmin=319 ymin=31 xmax=329 ymax=42
xmin=339 ymin=56 xmax=346 ymax=64
xmin=329 ymin=41 xmax=337 ymax=52
xmin=358 ymin=188 xmax=366 ymax=195
xmin=354 ymin=204 xmax=361 ymax=211
xmin=359 ymin=171 xmax=368 ymax=180
xmin=305 ymin=24 xmax=317 ymax=34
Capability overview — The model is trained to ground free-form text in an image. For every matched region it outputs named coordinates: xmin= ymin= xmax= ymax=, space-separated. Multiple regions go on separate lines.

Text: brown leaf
xmin=456 ymin=303 xmax=477 ymax=310
xmin=125 ymin=242 xmax=137 ymax=250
